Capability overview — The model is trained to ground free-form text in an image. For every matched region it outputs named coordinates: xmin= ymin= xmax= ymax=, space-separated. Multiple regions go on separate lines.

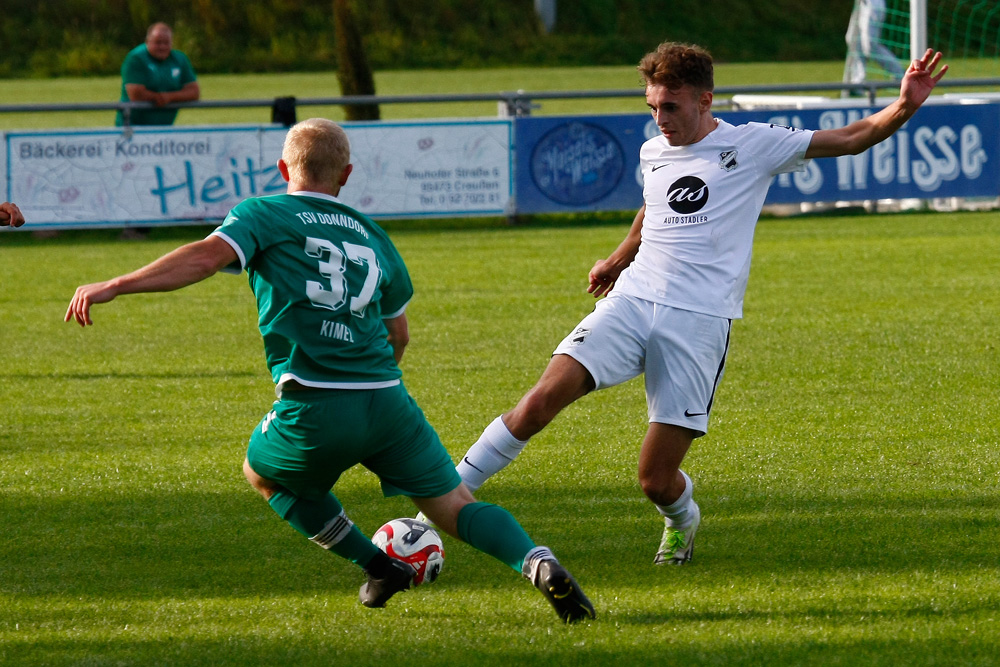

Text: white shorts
xmin=552 ymin=293 xmax=731 ymax=436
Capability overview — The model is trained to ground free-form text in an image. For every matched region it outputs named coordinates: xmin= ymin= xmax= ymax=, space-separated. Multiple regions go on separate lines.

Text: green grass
xmin=0 ymin=60 xmax=872 ymax=130
xmin=4 ymin=57 xmax=997 ymax=131
xmin=2 ymin=210 xmax=999 ymax=665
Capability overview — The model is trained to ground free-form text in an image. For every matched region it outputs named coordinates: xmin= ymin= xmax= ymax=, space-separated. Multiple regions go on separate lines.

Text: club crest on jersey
xmin=719 ymin=150 xmax=738 ymax=172
xmin=569 ymin=327 xmax=591 ymax=346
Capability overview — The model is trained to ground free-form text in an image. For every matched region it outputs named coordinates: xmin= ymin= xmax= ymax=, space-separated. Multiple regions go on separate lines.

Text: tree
xmin=334 ymin=0 xmax=380 ymax=121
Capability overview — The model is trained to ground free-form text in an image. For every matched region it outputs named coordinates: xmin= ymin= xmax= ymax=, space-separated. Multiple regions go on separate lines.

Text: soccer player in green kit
xmin=65 ymin=118 xmax=594 ymax=623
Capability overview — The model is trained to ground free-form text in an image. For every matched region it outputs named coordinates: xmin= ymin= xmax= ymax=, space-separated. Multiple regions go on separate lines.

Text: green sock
xmin=456 ymin=502 xmax=536 ymax=572
xmin=267 ymin=489 xmax=380 ymax=568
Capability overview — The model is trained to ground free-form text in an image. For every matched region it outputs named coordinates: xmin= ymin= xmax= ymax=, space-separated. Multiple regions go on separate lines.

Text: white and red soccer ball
xmin=371 ymin=518 xmax=445 ymax=586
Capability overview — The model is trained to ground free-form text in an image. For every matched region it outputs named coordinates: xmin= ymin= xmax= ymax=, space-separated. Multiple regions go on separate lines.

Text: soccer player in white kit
xmin=456 ymin=42 xmax=948 ymax=565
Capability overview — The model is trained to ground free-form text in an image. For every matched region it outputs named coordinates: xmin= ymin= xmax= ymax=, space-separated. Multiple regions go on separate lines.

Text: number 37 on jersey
xmin=303 ymin=236 xmax=381 ymax=318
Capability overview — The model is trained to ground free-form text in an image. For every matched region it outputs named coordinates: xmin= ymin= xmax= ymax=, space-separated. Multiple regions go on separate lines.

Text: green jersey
xmin=116 ymin=44 xmax=197 ymax=126
xmin=212 ymin=191 xmax=413 ymax=393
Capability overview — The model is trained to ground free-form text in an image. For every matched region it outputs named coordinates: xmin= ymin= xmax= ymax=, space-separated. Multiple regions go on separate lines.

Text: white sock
xmin=655 ymin=470 xmax=697 ymax=529
xmin=520 ymin=545 xmax=556 ymax=581
xmin=456 ymin=416 xmax=528 ymax=492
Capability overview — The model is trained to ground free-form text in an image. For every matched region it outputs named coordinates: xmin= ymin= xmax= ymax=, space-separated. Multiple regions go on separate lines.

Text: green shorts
xmin=245 ymin=383 xmax=461 ymax=501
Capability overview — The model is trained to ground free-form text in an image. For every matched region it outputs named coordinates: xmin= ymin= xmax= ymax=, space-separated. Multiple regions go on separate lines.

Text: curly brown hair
xmin=638 ymin=42 xmax=714 ymax=92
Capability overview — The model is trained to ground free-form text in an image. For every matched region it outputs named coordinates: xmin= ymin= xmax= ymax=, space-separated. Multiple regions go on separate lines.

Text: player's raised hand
xmin=901 ymin=49 xmax=948 ymax=108
xmin=0 ymin=202 xmax=25 ymax=227
xmin=65 ymin=281 xmax=120 ymax=327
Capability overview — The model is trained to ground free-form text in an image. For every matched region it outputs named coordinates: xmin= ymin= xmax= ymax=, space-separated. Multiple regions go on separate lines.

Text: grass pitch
xmin=4 ymin=57 xmax=997 ymax=131
xmin=1 ymin=210 xmax=999 ymax=665
xmin=0 ymin=59 xmax=914 ymax=130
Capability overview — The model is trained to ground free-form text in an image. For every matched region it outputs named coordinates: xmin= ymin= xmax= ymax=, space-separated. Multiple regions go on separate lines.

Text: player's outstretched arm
xmin=0 ymin=202 xmax=25 ymax=227
xmin=65 ymin=236 xmax=237 ymax=327
xmin=806 ymin=49 xmax=948 ymax=159
xmin=588 ymin=204 xmax=645 ymax=298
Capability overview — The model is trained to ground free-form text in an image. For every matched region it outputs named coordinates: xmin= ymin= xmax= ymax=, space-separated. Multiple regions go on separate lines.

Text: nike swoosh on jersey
xmin=651 ymin=163 xmax=672 ymax=171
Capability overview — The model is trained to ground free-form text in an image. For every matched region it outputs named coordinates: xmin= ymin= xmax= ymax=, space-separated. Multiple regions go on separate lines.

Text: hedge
xmin=0 ymin=0 xmax=853 ymax=78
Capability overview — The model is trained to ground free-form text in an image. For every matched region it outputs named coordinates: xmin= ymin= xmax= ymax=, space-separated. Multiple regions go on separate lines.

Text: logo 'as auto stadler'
xmin=530 ymin=122 xmax=624 ymax=205
xmin=666 ymin=176 xmax=709 ymax=214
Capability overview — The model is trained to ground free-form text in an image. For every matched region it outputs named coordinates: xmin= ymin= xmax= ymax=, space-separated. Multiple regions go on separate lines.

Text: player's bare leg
xmin=637 ymin=424 xmax=701 ymax=565
xmin=243 ymin=458 xmax=413 ymax=606
xmin=637 ymin=423 xmax=694 ymax=505
xmin=413 ymin=482 xmax=594 ymax=623
xmin=411 ymin=483 xmax=477 ymax=539
xmin=242 ymin=457 xmax=281 ymax=499
xmin=457 ymin=354 xmax=594 ymax=491
xmin=506 ymin=354 xmax=595 ymax=438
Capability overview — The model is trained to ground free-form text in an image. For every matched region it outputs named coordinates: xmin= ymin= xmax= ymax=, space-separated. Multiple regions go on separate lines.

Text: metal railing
xmin=1 ymin=78 xmax=997 ymax=125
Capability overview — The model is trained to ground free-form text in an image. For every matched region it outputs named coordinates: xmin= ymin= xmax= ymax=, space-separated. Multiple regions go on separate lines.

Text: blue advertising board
xmin=3 ymin=102 xmax=995 ymax=228
xmin=514 ymin=103 xmax=1000 ymax=214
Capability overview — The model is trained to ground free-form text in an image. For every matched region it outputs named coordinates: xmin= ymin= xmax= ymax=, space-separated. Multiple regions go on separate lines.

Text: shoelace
xmin=663 ymin=528 xmax=688 ymax=553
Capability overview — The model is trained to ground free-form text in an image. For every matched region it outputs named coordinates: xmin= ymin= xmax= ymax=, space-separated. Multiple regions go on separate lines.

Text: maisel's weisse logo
xmin=666 ymin=176 xmax=709 ymax=214
xmin=530 ymin=122 xmax=625 ymax=205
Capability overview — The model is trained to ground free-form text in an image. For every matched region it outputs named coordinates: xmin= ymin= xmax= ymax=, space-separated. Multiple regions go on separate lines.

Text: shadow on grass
xmin=2 ymin=486 xmax=376 ymax=600
xmin=4 ymin=483 xmax=999 ymax=600
xmin=3 ymin=483 xmax=1000 ymax=665
xmin=487 ymin=483 xmax=1000 ymax=585
xmin=4 ymin=624 xmax=999 ymax=667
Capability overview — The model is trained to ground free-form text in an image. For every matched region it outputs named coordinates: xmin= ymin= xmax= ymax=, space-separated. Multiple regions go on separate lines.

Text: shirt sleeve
xmin=744 ymin=122 xmax=815 ymax=176
xmin=210 ymin=201 xmax=267 ymax=274
xmin=377 ymin=239 xmax=414 ymax=319
xmin=176 ymin=52 xmax=197 ymax=85
xmin=121 ymin=51 xmax=148 ymax=86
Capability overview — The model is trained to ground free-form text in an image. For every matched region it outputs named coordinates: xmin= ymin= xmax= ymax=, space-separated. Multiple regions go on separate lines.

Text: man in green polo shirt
xmin=115 ymin=22 xmax=200 ymax=126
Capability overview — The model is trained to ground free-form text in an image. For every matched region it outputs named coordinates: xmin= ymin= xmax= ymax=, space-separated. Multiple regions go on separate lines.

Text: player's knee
xmin=638 ymin=469 xmax=678 ymax=506
xmin=414 ymin=488 xmax=471 ymax=540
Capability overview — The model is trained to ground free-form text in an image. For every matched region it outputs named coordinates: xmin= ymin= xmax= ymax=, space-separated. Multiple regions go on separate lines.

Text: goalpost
xmin=835 ymin=0 xmax=1000 ymax=213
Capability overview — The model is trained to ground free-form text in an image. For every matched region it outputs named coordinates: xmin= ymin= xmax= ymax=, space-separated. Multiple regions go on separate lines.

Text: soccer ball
xmin=371 ymin=518 xmax=445 ymax=586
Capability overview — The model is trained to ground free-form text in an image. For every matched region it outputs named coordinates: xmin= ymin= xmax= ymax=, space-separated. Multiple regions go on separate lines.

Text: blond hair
xmin=281 ymin=118 xmax=351 ymax=188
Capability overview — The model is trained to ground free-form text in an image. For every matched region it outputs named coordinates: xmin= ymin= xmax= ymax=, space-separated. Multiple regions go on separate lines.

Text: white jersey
xmin=614 ymin=119 xmax=814 ymax=319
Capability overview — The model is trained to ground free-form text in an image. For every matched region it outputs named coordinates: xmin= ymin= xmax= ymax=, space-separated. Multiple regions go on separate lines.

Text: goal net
xmin=844 ymin=0 xmax=911 ymax=85
xmin=844 ymin=0 xmax=1000 ymax=85
xmin=931 ymin=0 xmax=1000 ymax=60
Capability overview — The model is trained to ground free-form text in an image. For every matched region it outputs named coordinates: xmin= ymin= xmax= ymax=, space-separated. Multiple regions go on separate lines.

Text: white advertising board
xmin=2 ymin=120 xmax=513 ymax=229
